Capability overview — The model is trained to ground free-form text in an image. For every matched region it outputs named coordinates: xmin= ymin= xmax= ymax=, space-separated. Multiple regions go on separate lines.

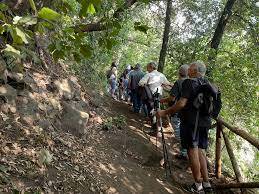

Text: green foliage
xmin=38 ymin=7 xmax=61 ymax=21
xmin=134 ymin=22 xmax=150 ymax=34
xmin=103 ymin=115 xmax=126 ymax=130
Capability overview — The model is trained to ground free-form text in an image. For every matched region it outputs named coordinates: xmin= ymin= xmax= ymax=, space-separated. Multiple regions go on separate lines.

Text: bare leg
xmin=188 ymin=147 xmax=202 ymax=182
xmin=198 ymin=149 xmax=209 ymax=182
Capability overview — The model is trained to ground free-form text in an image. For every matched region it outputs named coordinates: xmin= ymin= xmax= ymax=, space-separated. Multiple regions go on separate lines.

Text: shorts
xmin=180 ymin=122 xmax=209 ymax=149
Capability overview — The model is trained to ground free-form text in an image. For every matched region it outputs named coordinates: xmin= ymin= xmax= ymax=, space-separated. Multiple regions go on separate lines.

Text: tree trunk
xmin=208 ymin=0 xmax=237 ymax=76
xmin=158 ymin=0 xmax=172 ymax=73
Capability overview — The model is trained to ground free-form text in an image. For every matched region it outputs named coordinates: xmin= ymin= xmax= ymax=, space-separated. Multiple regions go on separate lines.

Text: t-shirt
xmin=129 ymin=70 xmax=145 ymax=90
xmin=138 ymin=70 xmax=170 ymax=95
xmin=180 ymin=78 xmax=211 ymax=127
xmin=170 ymin=78 xmax=186 ymax=101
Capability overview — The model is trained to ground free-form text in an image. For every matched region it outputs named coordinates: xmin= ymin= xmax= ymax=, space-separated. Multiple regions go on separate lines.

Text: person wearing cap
xmin=160 ymin=64 xmax=189 ymax=159
xmin=138 ymin=62 xmax=171 ymax=136
xmin=128 ymin=63 xmax=145 ymax=112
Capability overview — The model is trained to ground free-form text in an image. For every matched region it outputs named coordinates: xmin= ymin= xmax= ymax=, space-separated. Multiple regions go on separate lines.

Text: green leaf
xmin=80 ymin=0 xmax=98 ymax=17
xmin=15 ymin=27 xmax=29 ymax=44
xmin=3 ymin=44 xmax=21 ymax=57
xmin=87 ymin=3 xmax=96 ymax=14
xmin=134 ymin=22 xmax=150 ymax=34
xmin=38 ymin=7 xmax=61 ymax=21
xmin=29 ymin=0 xmax=37 ymax=14
xmin=80 ymin=45 xmax=92 ymax=58
xmin=0 ymin=3 xmax=8 ymax=11
xmin=0 ymin=25 xmax=4 ymax=34
xmin=13 ymin=16 xmax=37 ymax=26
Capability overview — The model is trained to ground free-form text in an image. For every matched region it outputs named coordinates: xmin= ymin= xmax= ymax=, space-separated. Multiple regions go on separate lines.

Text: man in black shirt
xmin=157 ymin=61 xmax=213 ymax=194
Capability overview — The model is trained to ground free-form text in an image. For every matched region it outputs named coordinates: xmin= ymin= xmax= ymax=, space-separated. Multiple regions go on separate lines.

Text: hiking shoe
xmin=188 ymin=183 xmax=205 ymax=194
xmin=203 ymin=186 xmax=213 ymax=193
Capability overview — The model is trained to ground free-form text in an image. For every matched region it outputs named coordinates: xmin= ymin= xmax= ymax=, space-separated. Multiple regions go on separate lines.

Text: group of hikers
xmin=106 ymin=60 xmax=221 ymax=194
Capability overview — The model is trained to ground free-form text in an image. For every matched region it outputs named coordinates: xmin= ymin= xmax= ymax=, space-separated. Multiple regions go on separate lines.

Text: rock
xmin=0 ymin=84 xmax=17 ymax=104
xmin=53 ymin=77 xmax=82 ymax=101
xmin=38 ymin=149 xmax=53 ymax=165
xmin=61 ymin=102 xmax=89 ymax=135
xmin=20 ymin=115 xmax=34 ymax=126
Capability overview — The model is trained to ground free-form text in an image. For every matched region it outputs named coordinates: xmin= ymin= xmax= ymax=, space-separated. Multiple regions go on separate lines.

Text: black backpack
xmin=193 ymin=79 xmax=222 ymax=119
xmin=138 ymin=85 xmax=153 ymax=101
xmin=106 ymin=70 xmax=112 ymax=80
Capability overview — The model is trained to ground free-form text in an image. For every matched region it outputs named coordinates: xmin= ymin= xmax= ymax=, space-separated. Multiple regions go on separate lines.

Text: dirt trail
xmin=99 ymin=98 xmax=190 ymax=194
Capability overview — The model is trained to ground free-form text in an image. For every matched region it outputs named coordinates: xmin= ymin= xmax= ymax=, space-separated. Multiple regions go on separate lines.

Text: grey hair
xmin=179 ymin=64 xmax=189 ymax=78
xmin=148 ymin=62 xmax=157 ymax=70
xmin=191 ymin=60 xmax=206 ymax=77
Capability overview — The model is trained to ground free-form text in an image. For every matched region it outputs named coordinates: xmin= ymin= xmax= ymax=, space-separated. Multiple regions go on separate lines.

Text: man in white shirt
xmin=139 ymin=62 xmax=171 ymax=95
xmin=138 ymin=62 xmax=171 ymax=136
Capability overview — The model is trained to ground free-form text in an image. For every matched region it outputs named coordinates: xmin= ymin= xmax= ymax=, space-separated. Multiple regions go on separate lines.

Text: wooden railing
xmin=213 ymin=117 xmax=259 ymax=192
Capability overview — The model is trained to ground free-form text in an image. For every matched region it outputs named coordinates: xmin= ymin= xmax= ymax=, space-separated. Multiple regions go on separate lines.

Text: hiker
xmin=119 ymin=65 xmax=132 ymax=101
xmin=128 ymin=63 xmax=145 ymax=113
xmin=160 ymin=64 xmax=189 ymax=159
xmin=156 ymin=61 xmax=214 ymax=193
xmin=138 ymin=62 xmax=171 ymax=136
xmin=107 ymin=62 xmax=118 ymax=99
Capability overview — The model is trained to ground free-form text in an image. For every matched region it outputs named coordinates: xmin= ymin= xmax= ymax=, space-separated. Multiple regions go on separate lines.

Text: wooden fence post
xmin=222 ymin=129 xmax=247 ymax=193
xmin=222 ymin=129 xmax=243 ymax=182
xmin=215 ymin=121 xmax=222 ymax=178
xmin=217 ymin=117 xmax=259 ymax=150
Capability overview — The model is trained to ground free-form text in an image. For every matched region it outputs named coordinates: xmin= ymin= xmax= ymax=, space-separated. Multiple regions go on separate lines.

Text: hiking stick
xmin=153 ymin=89 xmax=172 ymax=178
xmin=158 ymin=103 xmax=172 ymax=178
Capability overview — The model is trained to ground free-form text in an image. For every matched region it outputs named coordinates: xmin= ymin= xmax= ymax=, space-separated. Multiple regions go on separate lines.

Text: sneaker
xmin=188 ymin=183 xmax=205 ymax=194
xmin=203 ymin=187 xmax=213 ymax=193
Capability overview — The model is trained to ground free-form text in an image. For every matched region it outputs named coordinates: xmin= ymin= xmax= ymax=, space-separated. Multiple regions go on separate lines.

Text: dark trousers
xmin=131 ymin=89 xmax=142 ymax=113
xmin=144 ymin=99 xmax=157 ymax=131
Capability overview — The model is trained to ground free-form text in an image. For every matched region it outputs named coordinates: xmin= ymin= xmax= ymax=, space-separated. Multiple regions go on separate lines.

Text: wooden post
xmin=222 ymin=129 xmax=243 ymax=183
xmin=215 ymin=121 xmax=222 ymax=178
xmin=217 ymin=117 xmax=259 ymax=150
xmin=214 ymin=182 xmax=259 ymax=189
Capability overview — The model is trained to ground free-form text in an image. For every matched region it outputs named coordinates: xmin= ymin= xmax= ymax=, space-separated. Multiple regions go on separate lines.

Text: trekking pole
xmin=153 ymin=89 xmax=172 ymax=178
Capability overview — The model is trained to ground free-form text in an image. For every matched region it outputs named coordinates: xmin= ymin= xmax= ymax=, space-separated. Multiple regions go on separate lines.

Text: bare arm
xmin=157 ymin=97 xmax=188 ymax=117
xmin=165 ymin=97 xmax=187 ymax=115
xmin=160 ymin=96 xmax=176 ymax=104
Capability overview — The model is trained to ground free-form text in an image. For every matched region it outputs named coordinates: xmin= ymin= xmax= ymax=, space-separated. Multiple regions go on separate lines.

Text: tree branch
xmin=78 ymin=0 xmax=137 ymax=33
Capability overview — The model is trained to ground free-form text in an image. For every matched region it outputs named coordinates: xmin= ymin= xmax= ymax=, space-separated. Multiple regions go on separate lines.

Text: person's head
xmin=134 ymin=63 xmax=141 ymax=70
xmin=188 ymin=60 xmax=206 ymax=78
xmin=111 ymin=61 xmax=117 ymax=68
xmin=126 ymin=64 xmax=131 ymax=71
xmin=178 ymin=64 xmax=189 ymax=78
xmin=197 ymin=60 xmax=206 ymax=77
xmin=146 ymin=62 xmax=157 ymax=73
xmin=111 ymin=66 xmax=117 ymax=74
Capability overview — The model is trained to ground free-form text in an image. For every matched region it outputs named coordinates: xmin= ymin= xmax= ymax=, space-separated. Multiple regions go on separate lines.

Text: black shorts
xmin=180 ymin=122 xmax=209 ymax=149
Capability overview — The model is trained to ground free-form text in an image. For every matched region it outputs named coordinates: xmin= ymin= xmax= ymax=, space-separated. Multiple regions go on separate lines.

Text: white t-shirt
xmin=138 ymin=70 xmax=170 ymax=95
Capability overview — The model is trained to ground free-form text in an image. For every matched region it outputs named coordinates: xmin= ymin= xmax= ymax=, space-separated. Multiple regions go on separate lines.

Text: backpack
xmin=138 ymin=85 xmax=153 ymax=101
xmin=106 ymin=70 xmax=112 ymax=80
xmin=193 ymin=79 xmax=222 ymax=119
xmin=192 ymin=78 xmax=222 ymax=140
